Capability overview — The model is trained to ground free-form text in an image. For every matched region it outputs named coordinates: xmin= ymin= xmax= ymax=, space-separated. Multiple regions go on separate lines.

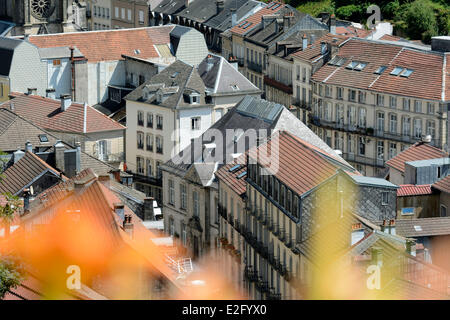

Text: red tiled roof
xmin=446 ymin=54 xmax=450 ymax=101
xmin=397 ymin=184 xmax=432 ymax=197
xmin=215 ymin=155 xmax=247 ymax=196
xmin=335 ymin=25 xmax=372 ymax=38
xmin=311 ymin=39 xmax=446 ymax=101
xmin=292 ymin=33 xmax=350 ymax=62
xmin=1 ymin=93 xmax=125 ymax=133
xmin=248 ymin=131 xmax=338 ymax=196
xmin=28 ymin=26 xmax=174 ymax=63
xmin=380 ymin=34 xmax=403 ymax=41
xmin=229 ymin=2 xmax=284 ymax=35
xmin=432 ymin=175 xmax=450 ymax=194
xmin=386 ymin=142 xmax=448 ymax=173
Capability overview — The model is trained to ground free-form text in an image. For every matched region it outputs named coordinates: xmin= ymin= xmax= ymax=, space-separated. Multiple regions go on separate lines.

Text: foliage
xmin=0 ymin=256 xmax=24 ymax=299
xmin=335 ymin=4 xmax=363 ymax=21
xmin=401 ymin=0 xmax=439 ymax=41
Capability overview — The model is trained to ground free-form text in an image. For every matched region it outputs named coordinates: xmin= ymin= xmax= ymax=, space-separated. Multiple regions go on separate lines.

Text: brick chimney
xmin=143 ymin=197 xmax=155 ymax=221
xmin=388 ymin=219 xmax=396 ymax=235
xmin=60 ymin=94 xmax=72 ymax=112
xmin=54 ymin=140 xmax=66 ymax=173
xmin=302 ymin=34 xmax=308 ymax=50
xmin=123 ymin=214 xmax=134 ymax=238
xmin=329 ymin=13 xmax=336 ymax=35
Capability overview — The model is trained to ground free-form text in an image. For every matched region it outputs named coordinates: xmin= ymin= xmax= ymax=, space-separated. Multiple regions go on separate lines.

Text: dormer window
xmin=190 ymin=93 xmax=200 ymax=104
xmin=156 ymin=92 xmax=163 ymax=103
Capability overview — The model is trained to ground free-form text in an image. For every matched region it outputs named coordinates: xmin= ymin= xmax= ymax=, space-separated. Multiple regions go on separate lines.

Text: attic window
xmin=346 ymin=61 xmax=358 ymax=70
xmin=171 ymin=72 xmax=179 ymax=79
xmin=229 ymin=164 xmax=241 ymax=172
xmin=39 ymin=134 xmax=49 ymax=143
xmin=354 ymin=62 xmax=367 ymax=71
xmin=231 ymin=84 xmax=239 ymax=91
xmin=237 ymin=171 xmax=247 ymax=179
xmin=243 ymin=22 xmax=253 ymax=29
xmin=335 ymin=57 xmax=346 ymax=67
xmin=328 ymin=56 xmax=340 ymax=65
xmin=400 ymin=68 xmax=413 ymax=78
xmin=390 ymin=67 xmax=404 ymax=76
xmin=374 ymin=66 xmax=387 ymax=75
xmin=346 ymin=61 xmax=367 ymax=71
xmin=272 ymin=4 xmax=281 ymax=10
xmin=238 ymin=21 xmax=247 ymax=28
xmin=134 ymin=49 xmax=141 ymax=55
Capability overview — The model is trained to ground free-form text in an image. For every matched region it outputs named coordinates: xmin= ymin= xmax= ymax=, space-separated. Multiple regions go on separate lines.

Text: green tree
xmin=403 ymin=0 xmax=438 ymax=42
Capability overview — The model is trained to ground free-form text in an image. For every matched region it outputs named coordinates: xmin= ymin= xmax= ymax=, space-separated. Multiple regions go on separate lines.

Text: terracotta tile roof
xmin=396 ymin=217 xmax=450 ymax=237
xmin=311 ymin=38 xmax=446 ymax=101
xmin=248 ymin=131 xmax=339 ymax=196
xmin=215 ymin=154 xmax=247 ymax=196
xmin=0 ymin=151 xmax=62 ymax=196
xmin=380 ymin=34 xmax=403 ymax=41
xmin=229 ymin=1 xmax=285 ymax=36
xmin=28 ymin=26 xmax=174 ymax=63
xmin=2 ymin=93 xmax=125 ymax=133
xmin=432 ymin=175 xmax=450 ymax=194
xmin=446 ymin=53 xmax=450 ymax=101
xmin=397 ymin=184 xmax=433 ymax=197
xmin=335 ymin=25 xmax=372 ymax=38
xmin=21 ymin=169 xmax=181 ymax=293
xmin=291 ymin=33 xmax=350 ymax=62
xmin=386 ymin=142 xmax=448 ymax=173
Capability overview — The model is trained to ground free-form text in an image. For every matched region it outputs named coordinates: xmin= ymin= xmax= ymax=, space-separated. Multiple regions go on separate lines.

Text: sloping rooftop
xmin=432 ymin=175 xmax=450 ymax=194
xmin=1 ymin=93 xmax=125 ymax=134
xmin=215 ymin=154 xmax=247 ymax=197
xmin=350 ymin=176 xmax=398 ymax=189
xmin=27 ymin=26 xmax=175 ymax=63
xmin=396 ymin=217 xmax=450 ymax=237
xmin=248 ymin=130 xmax=342 ymax=197
xmin=386 ymin=142 xmax=448 ymax=173
xmin=311 ymin=38 xmax=447 ymax=101
xmin=124 ymin=60 xmax=207 ymax=109
xmin=229 ymin=1 xmax=285 ymax=36
xmin=397 ymin=184 xmax=433 ymax=197
xmin=206 ymin=0 xmax=262 ymax=31
xmin=291 ymin=33 xmax=350 ymax=62
xmin=197 ymin=54 xmax=260 ymax=94
xmin=0 ymin=151 xmax=62 ymax=196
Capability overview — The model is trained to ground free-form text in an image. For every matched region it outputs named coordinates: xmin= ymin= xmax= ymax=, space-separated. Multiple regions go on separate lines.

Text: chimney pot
xmin=123 ymin=214 xmax=134 ymax=238
xmin=25 ymin=141 xmax=32 ymax=153
xmin=46 ymin=88 xmax=56 ymax=99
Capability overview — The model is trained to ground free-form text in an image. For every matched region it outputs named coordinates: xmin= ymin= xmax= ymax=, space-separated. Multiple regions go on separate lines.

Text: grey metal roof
xmin=197 ymin=54 xmax=260 ymax=94
xmin=406 ymin=158 xmax=450 ymax=168
xmin=154 ymin=0 xmax=187 ymax=15
xmin=351 ymin=175 xmax=399 ymax=189
xmin=236 ymin=95 xmax=283 ymax=121
xmin=206 ymin=0 xmax=259 ymax=31
xmin=0 ymin=20 xmax=15 ymax=36
xmin=124 ymin=60 xmax=207 ymax=109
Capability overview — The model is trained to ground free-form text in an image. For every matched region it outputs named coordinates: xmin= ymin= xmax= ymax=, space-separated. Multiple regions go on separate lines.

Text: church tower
xmin=0 ymin=0 xmax=85 ymax=35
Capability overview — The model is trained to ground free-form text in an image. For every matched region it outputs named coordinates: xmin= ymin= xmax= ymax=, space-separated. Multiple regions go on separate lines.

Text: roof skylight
xmin=390 ymin=67 xmax=404 ymax=76
xmin=229 ymin=164 xmax=242 ymax=172
xmin=400 ymin=68 xmax=414 ymax=77
xmin=374 ymin=66 xmax=387 ymax=75
xmin=237 ymin=171 xmax=247 ymax=179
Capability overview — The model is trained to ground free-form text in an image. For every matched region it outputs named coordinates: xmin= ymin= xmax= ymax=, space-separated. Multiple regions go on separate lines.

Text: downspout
xmin=70 ymin=46 xmax=76 ymax=101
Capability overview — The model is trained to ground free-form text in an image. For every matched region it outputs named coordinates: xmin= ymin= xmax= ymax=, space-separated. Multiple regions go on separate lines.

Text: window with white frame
xmin=358 ymin=108 xmax=366 ymax=127
xmin=139 ymin=10 xmax=144 ymax=24
xmin=137 ymin=132 xmax=144 ymax=149
xmin=403 ymin=98 xmax=410 ymax=111
xmin=402 ymin=116 xmax=411 ymax=136
xmin=358 ymin=137 xmax=365 ymax=156
xmin=127 ymin=9 xmax=131 ymax=21
xmin=136 ymin=156 xmax=144 ymax=174
xmin=376 ymin=94 xmax=384 ymax=106
xmin=414 ymin=118 xmax=422 ymax=138
xmin=377 ymin=141 xmax=384 ymax=160
xmin=377 ymin=112 xmax=385 ymax=133
xmin=156 ymin=136 xmax=163 ymax=154
xmin=427 ymin=102 xmax=435 ymax=115
xmin=121 ymin=8 xmax=125 ymax=19
xmin=358 ymin=91 xmax=366 ymax=104
xmin=426 ymin=120 xmax=435 ymax=138
xmin=146 ymin=159 xmax=152 ymax=177
xmin=389 ymin=113 xmax=397 ymax=134
xmin=390 ymin=96 xmax=397 ymax=108
xmin=389 ymin=142 xmax=397 ymax=159
xmin=146 ymin=133 xmax=153 ymax=151
xmin=382 ymin=192 xmax=389 ymax=205
xmin=414 ymin=100 xmax=422 ymax=113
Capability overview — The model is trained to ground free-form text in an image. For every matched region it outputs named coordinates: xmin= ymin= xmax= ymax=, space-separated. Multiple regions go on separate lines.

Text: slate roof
xmin=397 ymin=184 xmax=433 ymax=197
xmin=1 ymin=93 xmax=125 ymax=134
xmin=0 ymin=151 xmax=62 ymax=196
xmin=291 ymin=33 xmax=350 ymax=62
xmin=197 ymin=54 xmax=260 ymax=94
xmin=163 ymin=95 xmax=347 ymax=186
xmin=153 ymin=0 xmax=187 ymax=15
xmin=311 ymin=38 xmax=447 ymax=101
xmin=0 ymin=36 xmax=21 ymax=76
xmin=206 ymin=0 xmax=261 ymax=31
xmin=396 ymin=217 xmax=450 ymax=237
xmin=386 ymin=142 xmax=448 ymax=173
xmin=28 ymin=26 xmax=175 ymax=63
xmin=125 ymin=60 xmax=207 ymax=109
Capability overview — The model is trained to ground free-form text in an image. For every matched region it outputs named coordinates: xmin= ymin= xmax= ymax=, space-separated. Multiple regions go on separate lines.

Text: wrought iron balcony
xmin=247 ymin=61 xmax=263 ymax=73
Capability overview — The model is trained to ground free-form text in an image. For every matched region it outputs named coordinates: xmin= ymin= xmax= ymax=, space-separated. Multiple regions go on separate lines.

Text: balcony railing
xmin=247 ymin=61 xmax=263 ymax=73
xmin=343 ymin=153 xmax=385 ymax=168
xmin=264 ymin=76 xmax=293 ymax=94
